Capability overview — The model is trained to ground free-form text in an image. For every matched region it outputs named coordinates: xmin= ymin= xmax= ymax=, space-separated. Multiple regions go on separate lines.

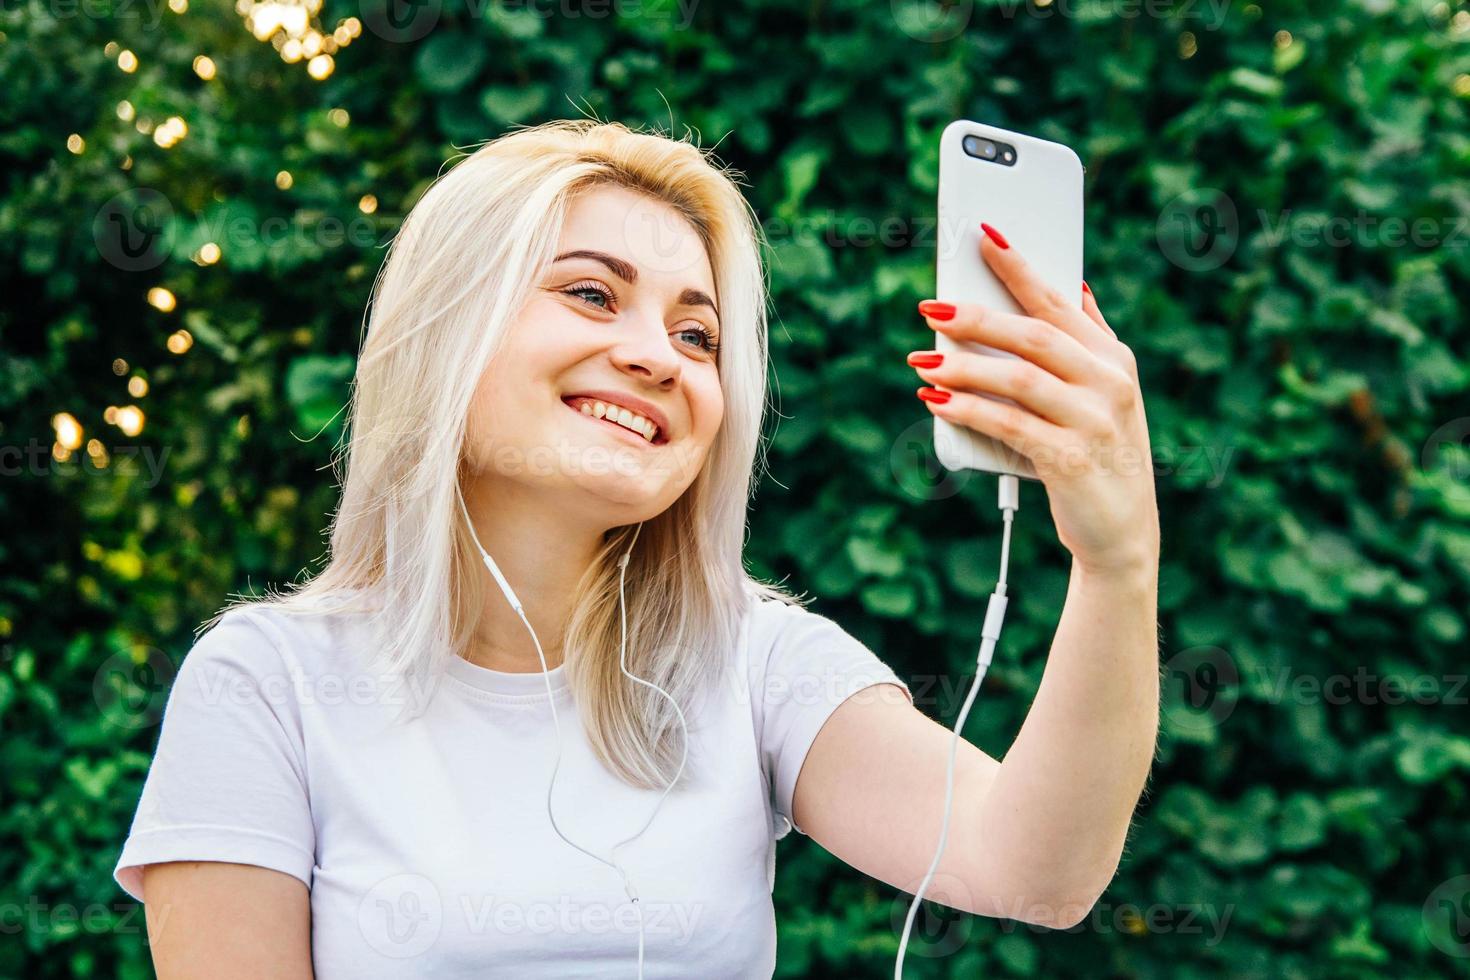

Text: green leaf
xmin=1273 ymin=39 xmax=1307 ymax=75
xmin=284 ymin=354 xmax=355 ymax=438
xmin=992 ymin=932 xmax=1039 ymax=975
xmin=481 ymin=85 xmax=548 ymax=123
xmin=766 ymin=236 xmax=833 ymax=283
xmin=1277 ymin=793 xmax=1327 ymax=851
xmin=1228 ymin=67 xmax=1284 ymax=98
xmin=415 ymin=34 xmax=488 ymax=93
xmin=827 ymin=415 xmax=887 ymax=455
xmin=777 ymin=144 xmax=826 ymax=218
xmin=845 ymin=537 xmax=903 ymax=578
xmin=942 ymin=539 xmax=997 ymax=599
xmin=486 ymin=3 xmax=544 ymax=39
xmin=859 ymin=580 xmax=916 ymax=618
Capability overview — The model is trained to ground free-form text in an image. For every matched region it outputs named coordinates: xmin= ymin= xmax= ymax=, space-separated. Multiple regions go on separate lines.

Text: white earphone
xmin=457 ymin=492 xmax=687 ymax=979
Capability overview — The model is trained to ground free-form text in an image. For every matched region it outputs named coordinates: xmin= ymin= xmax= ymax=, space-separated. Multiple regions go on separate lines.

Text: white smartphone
xmin=933 ymin=119 xmax=1085 ymax=480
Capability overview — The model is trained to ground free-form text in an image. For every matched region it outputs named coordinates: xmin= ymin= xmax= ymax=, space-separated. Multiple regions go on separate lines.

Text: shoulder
xmin=159 ymin=595 xmax=398 ymax=739
xmin=181 ymin=594 xmax=374 ymax=690
xmin=743 ymin=592 xmax=864 ymax=662
xmin=741 ymin=591 xmax=909 ymax=702
xmin=742 ymin=589 xmax=825 ymax=641
xmin=739 ymin=593 xmax=809 ymax=674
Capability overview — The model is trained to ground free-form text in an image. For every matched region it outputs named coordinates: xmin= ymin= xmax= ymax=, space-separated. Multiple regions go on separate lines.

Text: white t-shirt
xmin=114 ymin=592 xmax=911 ymax=977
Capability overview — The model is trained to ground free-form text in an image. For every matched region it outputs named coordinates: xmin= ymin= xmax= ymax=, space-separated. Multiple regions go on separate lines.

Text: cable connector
xmin=977 ymin=592 xmax=1008 ymax=671
xmin=981 ymin=591 xmax=1009 ymax=643
xmin=998 ymin=474 xmax=1020 ymax=513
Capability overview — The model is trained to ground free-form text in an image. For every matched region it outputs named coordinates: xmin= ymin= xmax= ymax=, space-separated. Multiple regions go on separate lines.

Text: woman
xmin=114 ymin=119 xmax=1160 ymax=977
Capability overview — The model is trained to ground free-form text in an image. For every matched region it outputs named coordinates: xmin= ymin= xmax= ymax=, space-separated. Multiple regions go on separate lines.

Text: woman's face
xmin=464 ymin=185 xmax=725 ymax=526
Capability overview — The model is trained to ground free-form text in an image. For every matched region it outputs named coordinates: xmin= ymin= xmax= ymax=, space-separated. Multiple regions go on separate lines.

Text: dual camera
xmin=962 ymin=134 xmax=1017 ymax=166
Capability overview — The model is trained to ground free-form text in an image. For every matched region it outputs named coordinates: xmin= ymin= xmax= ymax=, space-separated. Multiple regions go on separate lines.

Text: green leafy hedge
xmin=1 ymin=0 xmax=1467 ymax=976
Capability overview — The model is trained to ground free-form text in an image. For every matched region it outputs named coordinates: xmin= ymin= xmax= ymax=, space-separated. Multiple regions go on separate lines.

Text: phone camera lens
xmin=962 ymin=134 xmax=1016 ymax=166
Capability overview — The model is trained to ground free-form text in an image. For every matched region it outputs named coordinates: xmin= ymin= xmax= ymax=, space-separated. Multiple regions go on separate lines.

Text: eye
xmin=561 ymin=280 xmax=615 ymax=311
xmin=677 ymin=324 xmax=721 ymax=355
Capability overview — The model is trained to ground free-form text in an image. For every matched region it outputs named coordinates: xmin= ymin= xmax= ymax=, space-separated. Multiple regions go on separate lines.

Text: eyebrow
xmin=553 ymin=249 xmax=720 ymax=326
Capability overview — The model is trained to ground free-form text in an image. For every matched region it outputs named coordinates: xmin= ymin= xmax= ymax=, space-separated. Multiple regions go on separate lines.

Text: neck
xmin=458 ymin=477 xmax=614 ymax=674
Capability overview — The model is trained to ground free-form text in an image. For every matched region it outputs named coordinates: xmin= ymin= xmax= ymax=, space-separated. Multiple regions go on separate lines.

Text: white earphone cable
xmin=460 ymin=465 xmax=1015 ymax=980
xmin=457 ymin=493 xmax=685 ymax=980
xmin=895 ymin=474 xmax=1019 ymax=978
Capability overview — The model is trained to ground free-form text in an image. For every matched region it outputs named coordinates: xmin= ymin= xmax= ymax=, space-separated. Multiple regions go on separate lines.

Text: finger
xmin=1081 ymin=281 xmax=1117 ymax=339
xmin=908 ymin=348 xmax=1101 ymax=431
xmin=918 ymin=301 xmax=1102 ymax=386
xmin=978 ymin=223 xmax=1113 ymax=354
xmin=917 ymin=385 xmax=1068 ymax=461
xmin=1079 ymin=282 xmax=1142 ymax=380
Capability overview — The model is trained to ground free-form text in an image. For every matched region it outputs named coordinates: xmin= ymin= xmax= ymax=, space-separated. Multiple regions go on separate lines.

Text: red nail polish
xmin=980 ymin=222 xmax=1010 ymax=249
xmin=916 ymin=386 xmax=951 ymax=404
xmin=917 ymin=300 xmax=955 ymax=321
xmin=907 ymin=352 xmax=944 ymax=368
xmin=1082 ymin=280 xmax=1092 ymax=295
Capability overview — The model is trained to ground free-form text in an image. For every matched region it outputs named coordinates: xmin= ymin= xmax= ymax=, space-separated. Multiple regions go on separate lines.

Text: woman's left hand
xmin=909 ymin=223 xmax=1160 ymax=577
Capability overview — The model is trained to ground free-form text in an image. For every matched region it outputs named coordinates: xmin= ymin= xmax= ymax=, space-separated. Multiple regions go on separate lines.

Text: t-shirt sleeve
xmin=748 ymin=598 xmax=913 ymax=839
xmin=113 ymin=609 xmax=316 ymax=903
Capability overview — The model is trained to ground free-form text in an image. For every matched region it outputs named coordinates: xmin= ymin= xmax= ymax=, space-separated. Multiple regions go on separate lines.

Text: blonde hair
xmin=216 ymin=119 xmax=804 ymax=789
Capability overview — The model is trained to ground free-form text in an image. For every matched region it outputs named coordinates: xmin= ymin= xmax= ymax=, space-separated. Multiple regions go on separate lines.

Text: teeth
xmin=575 ymin=400 xmax=659 ymax=443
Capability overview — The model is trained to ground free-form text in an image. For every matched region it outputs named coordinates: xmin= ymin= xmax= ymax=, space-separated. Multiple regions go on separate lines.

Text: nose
xmin=610 ymin=308 xmax=682 ymax=388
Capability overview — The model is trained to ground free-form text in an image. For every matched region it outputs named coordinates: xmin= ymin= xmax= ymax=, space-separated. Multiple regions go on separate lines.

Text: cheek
xmin=465 ymin=311 xmax=547 ymax=427
xmin=495 ymin=296 xmax=570 ymax=365
xmin=696 ymin=383 xmax=724 ymax=444
xmin=476 ymin=352 xmax=517 ymax=414
xmin=463 ymin=358 xmax=522 ymax=459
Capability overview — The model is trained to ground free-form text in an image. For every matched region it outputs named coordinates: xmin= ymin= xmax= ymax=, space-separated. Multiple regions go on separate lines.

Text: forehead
xmin=557 ymin=185 xmax=716 ymax=296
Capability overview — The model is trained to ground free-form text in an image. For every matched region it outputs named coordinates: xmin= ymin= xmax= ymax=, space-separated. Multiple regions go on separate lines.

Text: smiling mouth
xmin=561 ymin=397 xmax=668 ymax=446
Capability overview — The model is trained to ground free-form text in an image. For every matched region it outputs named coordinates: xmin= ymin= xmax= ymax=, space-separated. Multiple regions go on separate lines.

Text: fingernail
xmin=916 ymin=386 xmax=951 ymax=404
xmin=917 ymin=300 xmax=955 ymax=321
xmin=980 ymin=222 xmax=1010 ymax=249
xmin=1082 ymin=280 xmax=1092 ymax=295
xmin=907 ymin=351 xmax=944 ymax=368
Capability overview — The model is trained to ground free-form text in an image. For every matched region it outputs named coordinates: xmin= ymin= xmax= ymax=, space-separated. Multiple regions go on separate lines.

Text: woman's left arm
xmin=791 ymin=226 xmax=1160 ymax=927
xmin=911 ymin=226 xmax=1162 ymax=920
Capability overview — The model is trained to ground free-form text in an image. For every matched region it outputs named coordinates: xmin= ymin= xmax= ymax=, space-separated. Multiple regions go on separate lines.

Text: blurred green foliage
xmin=2 ymin=0 xmax=1468 ymax=977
